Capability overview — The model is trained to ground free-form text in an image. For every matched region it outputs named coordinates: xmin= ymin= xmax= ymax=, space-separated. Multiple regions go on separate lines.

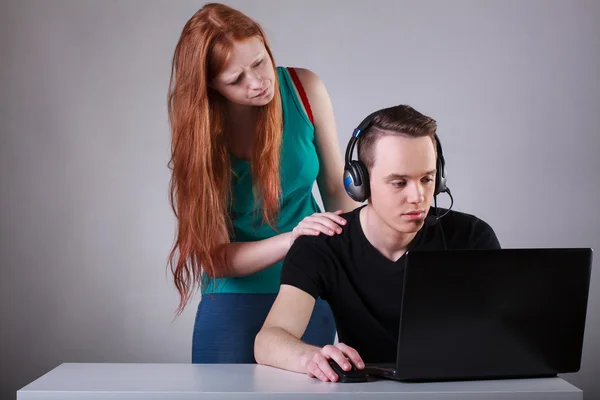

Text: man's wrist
xmin=298 ymin=346 xmax=321 ymax=371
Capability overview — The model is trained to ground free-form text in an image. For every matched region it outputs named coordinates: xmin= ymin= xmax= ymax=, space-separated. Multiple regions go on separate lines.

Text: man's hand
xmin=301 ymin=343 xmax=365 ymax=382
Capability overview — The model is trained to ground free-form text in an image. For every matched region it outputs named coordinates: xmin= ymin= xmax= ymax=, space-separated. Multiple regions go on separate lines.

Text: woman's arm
xmin=218 ymin=233 xmax=292 ymax=278
xmin=217 ymin=211 xmax=347 ymax=278
xmin=291 ymin=68 xmax=361 ymax=212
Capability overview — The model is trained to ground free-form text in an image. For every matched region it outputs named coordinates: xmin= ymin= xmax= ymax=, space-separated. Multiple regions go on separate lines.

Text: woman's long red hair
xmin=167 ymin=3 xmax=282 ymax=314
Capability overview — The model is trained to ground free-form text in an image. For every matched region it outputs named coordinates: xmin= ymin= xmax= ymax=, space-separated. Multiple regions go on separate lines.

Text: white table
xmin=17 ymin=363 xmax=582 ymax=399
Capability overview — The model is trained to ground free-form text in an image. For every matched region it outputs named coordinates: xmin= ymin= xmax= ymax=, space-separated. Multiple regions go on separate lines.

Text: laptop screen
xmin=394 ymin=248 xmax=592 ymax=381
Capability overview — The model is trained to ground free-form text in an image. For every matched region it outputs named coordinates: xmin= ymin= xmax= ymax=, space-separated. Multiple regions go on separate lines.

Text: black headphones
xmin=343 ymin=110 xmax=449 ymax=203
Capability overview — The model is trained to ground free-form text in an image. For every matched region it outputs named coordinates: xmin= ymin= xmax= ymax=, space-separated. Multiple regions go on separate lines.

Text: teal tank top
xmin=204 ymin=66 xmax=322 ymax=294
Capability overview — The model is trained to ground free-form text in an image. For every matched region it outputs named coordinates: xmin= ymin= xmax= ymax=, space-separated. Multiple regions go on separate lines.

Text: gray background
xmin=1 ymin=0 xmax=598 ymax=399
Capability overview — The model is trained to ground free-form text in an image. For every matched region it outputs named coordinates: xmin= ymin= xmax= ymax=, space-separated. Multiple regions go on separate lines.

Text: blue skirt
xmin=191 ymin=293 xmax=336 ymax=363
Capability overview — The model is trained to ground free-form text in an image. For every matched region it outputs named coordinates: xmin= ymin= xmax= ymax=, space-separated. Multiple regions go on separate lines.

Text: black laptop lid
xmin=395 ymin=248 xmax=593 ymax=381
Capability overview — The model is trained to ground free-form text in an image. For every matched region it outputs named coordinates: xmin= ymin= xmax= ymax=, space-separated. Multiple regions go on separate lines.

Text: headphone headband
xmin=353 ymin=111 xmax=380 ymax=138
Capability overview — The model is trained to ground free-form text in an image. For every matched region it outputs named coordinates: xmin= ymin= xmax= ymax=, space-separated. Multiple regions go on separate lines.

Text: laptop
xmin=366 ymin=248 xmax=593 ymax=382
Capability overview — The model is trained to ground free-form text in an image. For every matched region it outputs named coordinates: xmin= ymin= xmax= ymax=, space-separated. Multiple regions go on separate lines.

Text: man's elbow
xmin=254 ymin=328 xmax=270 ymax=365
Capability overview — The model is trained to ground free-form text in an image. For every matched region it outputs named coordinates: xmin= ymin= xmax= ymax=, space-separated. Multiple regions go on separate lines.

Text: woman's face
xmin=211 ymin=37 xmax=276 ymax=107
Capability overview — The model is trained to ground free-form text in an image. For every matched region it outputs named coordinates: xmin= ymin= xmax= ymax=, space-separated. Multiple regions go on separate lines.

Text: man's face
xmin=368 ymin=134 xmax=437 ymax=234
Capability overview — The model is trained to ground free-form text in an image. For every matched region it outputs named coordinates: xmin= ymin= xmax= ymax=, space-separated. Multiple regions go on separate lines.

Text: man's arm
xmin=254 ymin=285 xmax=364 ymax=382
xmin=254 ymin=284 xmax=320 ymax=372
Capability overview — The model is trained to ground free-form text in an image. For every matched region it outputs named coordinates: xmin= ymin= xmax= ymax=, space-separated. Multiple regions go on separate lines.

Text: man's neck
xmin=359 ymin=205 xmax=418 ymax=262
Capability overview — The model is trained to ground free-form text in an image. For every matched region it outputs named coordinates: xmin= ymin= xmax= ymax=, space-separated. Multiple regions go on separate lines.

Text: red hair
xmin=167 ymin=3 xmax=283 ymax=314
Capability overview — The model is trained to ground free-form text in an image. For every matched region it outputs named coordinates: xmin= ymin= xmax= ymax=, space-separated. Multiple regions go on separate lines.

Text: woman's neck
xmin=225 ymin=104 xmax=258 ymax=160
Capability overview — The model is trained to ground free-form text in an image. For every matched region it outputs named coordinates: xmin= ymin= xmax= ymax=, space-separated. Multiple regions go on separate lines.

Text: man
xmin=254 ymin=104 xmax=500 ymax=382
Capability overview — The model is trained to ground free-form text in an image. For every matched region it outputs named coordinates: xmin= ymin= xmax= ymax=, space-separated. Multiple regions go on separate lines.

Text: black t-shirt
xmin=280 ymin=205 xmax=501 ymax=363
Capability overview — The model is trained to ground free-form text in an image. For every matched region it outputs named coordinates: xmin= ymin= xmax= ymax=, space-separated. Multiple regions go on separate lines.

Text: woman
xmin=167 ymin=3 xmax=358 ymax=363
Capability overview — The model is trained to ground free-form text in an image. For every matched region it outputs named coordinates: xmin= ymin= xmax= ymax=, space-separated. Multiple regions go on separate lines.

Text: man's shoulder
xmin=439 ymin=208 xmax=495 ymax=233
xmin=437 ymin=208 xmax=500 ymax=249
xmin=443 ymin=208 xmax=486 ymax=222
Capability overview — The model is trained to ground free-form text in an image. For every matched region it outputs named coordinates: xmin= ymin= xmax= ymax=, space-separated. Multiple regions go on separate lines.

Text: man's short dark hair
xmin=357 ymin=105 xmax=437 ymax=171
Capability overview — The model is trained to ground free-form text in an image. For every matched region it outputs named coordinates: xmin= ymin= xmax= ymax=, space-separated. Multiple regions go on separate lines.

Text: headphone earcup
xmin=434 ymin=134 xmax=448 ymax=196
xmin=435 ymin=157 xmax=448 ymax=196
xmin=343 ymin=161 xmax=370 ymax=202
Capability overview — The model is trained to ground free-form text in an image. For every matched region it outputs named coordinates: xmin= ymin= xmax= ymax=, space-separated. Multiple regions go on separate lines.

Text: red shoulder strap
xmin=287 ymin=67 xmax=314 ymax=125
